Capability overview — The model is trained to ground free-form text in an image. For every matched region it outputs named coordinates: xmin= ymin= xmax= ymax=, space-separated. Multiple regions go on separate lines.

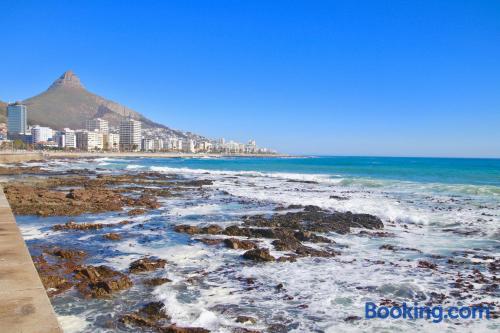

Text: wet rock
xmin=294 ymin=246 xmax=336 ymax=258
xmin=129 ymin=257 xmax=167 ymax=273
xmin=177 ymin=179 xmax=213 ymax=187
xmin=242 ymin=208 xmax=383 ymax=234
xmin=128 ymin=208 xmax=147 ymax=216
xmin=5 ymin=183 xmax=132 ymax=216
xmin=121 ymin=313 xmax=156 ymax=328
xmin=104 ymin=233 xmax=122 ymax=241
xmin=134 ymin=194 xmax=161 ymax=209
xmin=379 ymin=244 xmax=396 ymax=251
xmin=53 ymin=221 xmax=104 ymax=231
xmin=294 ymin=231 xmax=332 ymax=243
xmin=330 ymin=195 xmax=349 ymax=200
xmin=47 ymin=248 xmax=87 ymax=260
xmin=418 ymin=261 xmax=437 ymax=270
xmin=488 ymin=259 xmax=500 ymax=273
xmin=140 ymin=301 xmax=170 ymax=321
xmin=40 ymin=275 xmax=73 ymax=297
xmin=144 ymin=277 xmax=172 ymax=286
xmin=120 ymin=301 xmax=170 ymax=329
xmin=159 ymin=325 xmax=210 ymax=333
xmin=235 ymin=316 xmax=257 ymax=324
xmin=144 ymin=188 xmax=175 ymax=197
xmin=204 ymin=224 xmax=223 ymax=235
xmin=196 ymin=238 xmax=225 ymax=246
xmin=271 ymin=238 xmax=302 ymax=251
xmin=174 ymin=224 xmax=222 ymax=235
xmin=175 ymin=225 xmax=201 ymax=234
xmin=74 ymin=265 xmax=133 ymax=298
xmin=243 ymin=248 xmax=275 ymax=262
xmin=356 ymin=230 xmax=394 ymax=238
xmin=224 ymin=238 xmax=257 ymax=250
xmin=232 ymin=328 xmax=261 ymax=333
xmin=344 ymin=315 xmax=362 ymax=322
xmin=276 ymin=255 xmax=297 ymax=263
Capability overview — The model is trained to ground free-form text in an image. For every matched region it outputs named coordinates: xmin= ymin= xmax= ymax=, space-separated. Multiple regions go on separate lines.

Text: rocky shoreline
xmin=3 ymin=161 xmax=498 ymax=332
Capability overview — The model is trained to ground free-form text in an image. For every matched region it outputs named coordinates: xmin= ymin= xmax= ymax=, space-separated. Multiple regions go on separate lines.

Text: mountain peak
xmin=49 ymin=70 xmax=84 ymax=90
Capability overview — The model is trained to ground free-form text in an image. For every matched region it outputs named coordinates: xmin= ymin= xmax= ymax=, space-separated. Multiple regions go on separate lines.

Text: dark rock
xmin=224 ymin=238 xmax=257 ymax=250
xmin=418 ymin=261 xmax=437 ymax=270
xmin=47 ymin=248 xmax=87 ymax=260
xmin=242 ymin=248 xmax=275 ymax=262
xmin=134 ymin=194 xmax=161 ymax=209
xmin=104 ymin=233 xmax=122 ymax=241
xmin=140 ymin=301 xmax=170 ymax=321
xmin=144 ymin=277 xmax=172 ymax=286
xmin=130 ymin=257 xmax=167 ymax=273
xmin=74 ymin=265 xmax=133 ymax=298
xmin=53 ymin=221 xmax=104 ymax=231
xmin=128 ymin=208 xmax=147 ymax=216
xmin=235 ymin=316 xmax=257 ymax=324
xmin=330 ymin=195 xmax=349 ymax=200
xmin=175 ymin=225 xmax=201 ymax=234
xmin=242 ymin=208 xmax=383 ymax=234
xmin=294 ymin=231 xmax=332 ymax=243
xmin=159 ymin=325 xmax=210 ymax=333
xmin=196 ymin=238 xmax=225 ymax=246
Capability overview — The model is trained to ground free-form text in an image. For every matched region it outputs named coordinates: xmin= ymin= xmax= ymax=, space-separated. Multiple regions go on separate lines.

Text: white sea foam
xmin=19 ymin=225 xmax=47 ymax=240
xmin=126 ymin=164 xmax=146 ymax=169
xmin=57 ymin=315 xmax=89 ymax=333
xmin=168 ymin=204 xmax=222 ymax=216
xmin=19 ymin=158 xmax=499 ymax=332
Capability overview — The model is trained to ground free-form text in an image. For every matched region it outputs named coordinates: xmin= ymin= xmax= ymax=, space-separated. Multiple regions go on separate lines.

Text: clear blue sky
xmin=1 ymin=0 xmax=499 ymax=157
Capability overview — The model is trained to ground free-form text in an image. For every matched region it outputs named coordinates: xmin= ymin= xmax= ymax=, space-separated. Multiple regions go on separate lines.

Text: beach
xmin=1 ymin=156 xmax=499 ymax=332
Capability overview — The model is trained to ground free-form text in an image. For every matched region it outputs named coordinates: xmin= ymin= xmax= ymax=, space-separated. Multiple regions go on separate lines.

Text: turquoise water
xmin=18 ymin=156 xmax=500 ymax=332
xmin=114 ymin=156 xmax=500 ymax=186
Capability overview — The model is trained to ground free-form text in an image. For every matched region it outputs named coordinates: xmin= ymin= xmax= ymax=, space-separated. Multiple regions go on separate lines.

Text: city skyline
xmin=4 ymin=101 xmax=272 ymax=154
xmin=1 ymin=1 xmax=499 ymax=157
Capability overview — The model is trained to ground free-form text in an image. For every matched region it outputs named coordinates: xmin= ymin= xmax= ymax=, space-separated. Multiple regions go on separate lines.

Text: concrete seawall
xmin=0 ymin=186 xmax=62 ymax=332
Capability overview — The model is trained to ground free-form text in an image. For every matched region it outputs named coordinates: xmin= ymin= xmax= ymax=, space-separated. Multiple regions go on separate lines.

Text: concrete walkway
xmin=0 ymin=187 xmax=62 ymax=332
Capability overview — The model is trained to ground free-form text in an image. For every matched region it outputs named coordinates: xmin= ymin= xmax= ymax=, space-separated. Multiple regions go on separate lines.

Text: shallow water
xmin=15 ymin=156 xmax=500 ymax=332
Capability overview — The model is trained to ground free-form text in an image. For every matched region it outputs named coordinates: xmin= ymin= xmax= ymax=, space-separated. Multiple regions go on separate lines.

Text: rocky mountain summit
xmin=9 ymin=70 xmax=204 ymax=140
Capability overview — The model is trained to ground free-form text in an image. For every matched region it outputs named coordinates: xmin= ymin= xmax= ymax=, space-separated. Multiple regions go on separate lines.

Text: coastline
xmin=2 ymin=156 xmax=498 ymax=332
xmin=42 ymin=151 xmax=291 ymax=159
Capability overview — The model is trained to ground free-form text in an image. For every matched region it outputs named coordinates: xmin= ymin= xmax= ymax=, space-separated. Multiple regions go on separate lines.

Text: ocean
xmin=15 ymin=156 xmax=500 ymax=332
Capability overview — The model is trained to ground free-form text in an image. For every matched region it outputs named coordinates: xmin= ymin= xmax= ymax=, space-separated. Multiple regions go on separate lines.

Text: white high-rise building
xmin=86 ymin=118 xmax=109 ymax=134
xmin=119 ymin=118 xmax=142 ymax=151
xmin=7 ymin=102 xmax=28 ymax=136
xmin=63 ymin=128 xmax=76 ymax=149
xmin=182 ymin=139 xmax=196 ymax=153
xmin=31 ymin=126 xmax=53 ymax=143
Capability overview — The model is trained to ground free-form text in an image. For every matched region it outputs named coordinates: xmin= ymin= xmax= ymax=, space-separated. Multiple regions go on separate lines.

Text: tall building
xmin=7 ymin=102 xmax=28 ymax=136
xmin=76 ymin=130 xmax=103 ymax=151
xmin=31 ymin=126 xmax=53 ymax=143
xmin=182 ymin=139 xmax=196 ymax=153
xmin=86 ymin=118 xmax=109 ymax=134
xmin=104 ymin=133 xmax=120 ymax=151
xmin=119 ymin=118 xmax=142 ymax=151
xmin=63 ymin=128 xmax=77 ymax=149
xmin=53 ymin=131 xmax=66 ymax=148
